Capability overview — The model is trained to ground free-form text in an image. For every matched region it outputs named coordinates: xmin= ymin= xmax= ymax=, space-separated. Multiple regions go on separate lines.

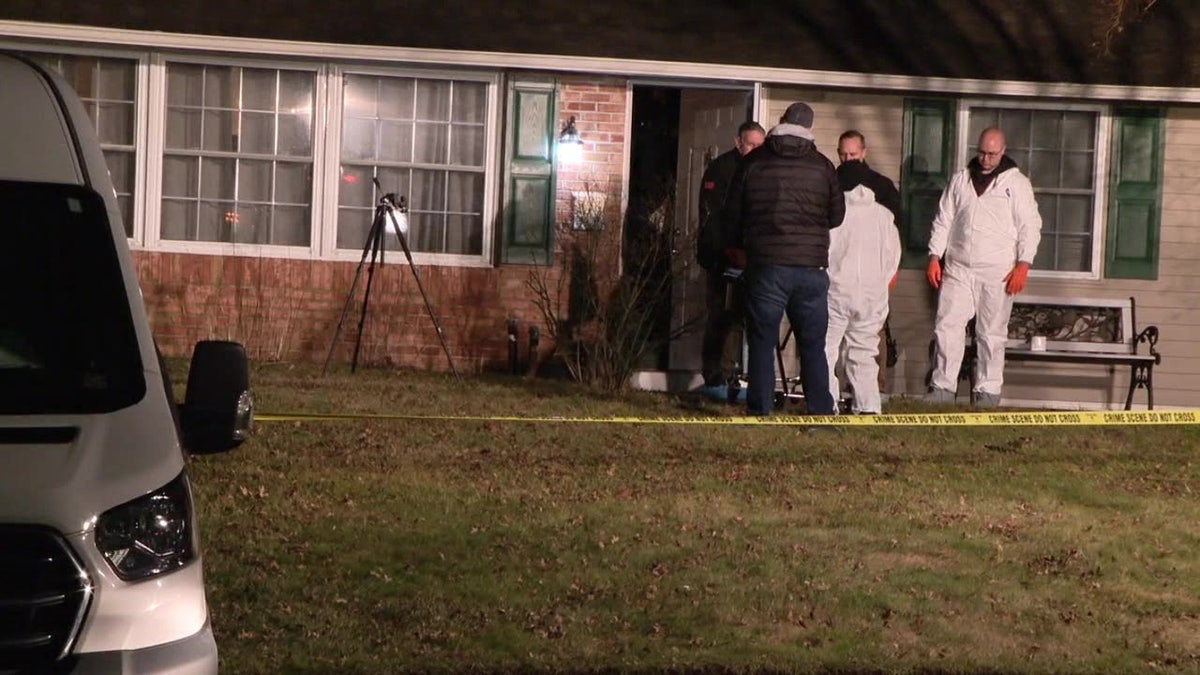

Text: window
xmin=27 ymin=53 xmax=139 ymax=238
xmin=965 ymin=105 xmax=1102 ymax=274
xmin=338 ymin=73 xmax=488 ymax=256
xmin=162 ymin=63 xmax=315 ymax=246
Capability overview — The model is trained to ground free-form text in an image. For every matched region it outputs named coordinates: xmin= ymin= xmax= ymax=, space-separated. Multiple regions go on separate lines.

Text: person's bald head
xmin=976 ymin=127 xmax=1006 ymax=173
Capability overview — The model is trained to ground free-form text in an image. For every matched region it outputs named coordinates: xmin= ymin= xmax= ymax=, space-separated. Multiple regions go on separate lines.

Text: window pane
xmin=445 ymin=214 xmax=483 ymax=254
xmin=200 ymin=157 xmax=235 ymax=199
xmin=338 ymin=165 xmax=373 ymax=207
xmin=97 ymin=102 xmax=134 ymax=146
xmin=337 ymin=206 xmax=372 ymax=249
xmin=240 ymin=111 xmax=276 ymax=154
xmin=411 ymin=169 xmax=447 ymax=211
xmin=446 ymin=172 xmax=482 ymax=214
xmin=1033 ymin=240 xmax=1055 ymax=270
xmin=238 ymin=159 xmax=272 ymax=202
xmin=1030 ymin=150 xmax=1061 ymax=187
xmin=414 ymin=122 xmax=449 ymax=163
xmin=198 ymin=201 xmax=234 ymax=242
xmin=1057 ymin=235 xmax=1091 ymax=271
xmin=162 ymin=156 xmax=199 ymax=198
xmin=376 ymin=168 xmax=412 ymax=205
xmin=1062 ymin=151 xmax=1094 ymax=190
xmin=998 ymin=110 xmax=1031 ymax=147
xmin=161 ymin=199 xmax=196 ymax=241
xmin=342 ymin=118 xmax=377 ymax=161
xmin=1058 ymin=195 xmax=1092 ymax=233
xmin=242 ymin=69 xmax=276 ymax=111
xmin=276 ymin=163 xmax=311 ymax=204
xmin=380 ymin=79 xmax=415 ymax=118
xmin=166 ymin=108 xmax=202 ymax=150
xmin=278 ymin=114 xmax=312 ymax=156
xmin=1062 ymin=112 xmax=1094 ymax=150
xmin=410 ymin=212 xmax=444 ymax=252
xmin=233 ymin=203 xmax=269 ymax=244
xmin=279 ymin=70 xmax=314 ymax=114
xmin=202 ymin=110 xmax=238 ymax=152
xmin=1031 ymin=113 xmax=1061 ymax=150
xmin=415 ymin=80 xmax=450 ymax=120
xmin=203 ymin=67 xmax=237 ymax=108
xmin=97 ymin=59 xmax=135 ymax=100
xmin=168 ymin=64 xmax=204 ymax=106
xmin=343 ymin=76 xmax=377 ymax=118
xmin=452 ymin=83 xmax=487 ymax=123
xmin=968 ymin=110 xmax=998 ymax=142
xmin=380 ymin=120 xmax=414 ymax=162
xmin=104 ymin=151 xmax=134 ymax=195
xmin=450 ymin=123 xmax=485 ymax=166
xmin=273 ymin=206 xmax=311 ymax=246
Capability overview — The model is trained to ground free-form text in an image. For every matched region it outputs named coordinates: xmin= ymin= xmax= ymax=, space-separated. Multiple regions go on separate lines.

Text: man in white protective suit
xmin=925 ymin=126 xmax=1042 ymax=408
xmin=825 ymin=160 xmax=901 ymax=414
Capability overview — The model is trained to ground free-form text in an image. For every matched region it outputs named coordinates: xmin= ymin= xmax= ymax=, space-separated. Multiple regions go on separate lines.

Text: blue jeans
xmin=743 ymin=264 xmax=834 ymax=415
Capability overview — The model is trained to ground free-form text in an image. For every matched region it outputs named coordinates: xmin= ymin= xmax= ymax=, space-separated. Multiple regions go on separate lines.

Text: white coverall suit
xmin=928 ymin=165 xmax=1041 ymax=397
xmin=825 ymin=185 xmax=901 ymax=414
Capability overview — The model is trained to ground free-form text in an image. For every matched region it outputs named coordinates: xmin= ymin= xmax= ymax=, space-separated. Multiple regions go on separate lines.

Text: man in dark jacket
xmin=836 ymin=129 xmax=901 ymax=223
xmin=722 ymin=102 xmax=845 ymax=416
xmin=696 ymin=120 xmax=765 ymax=400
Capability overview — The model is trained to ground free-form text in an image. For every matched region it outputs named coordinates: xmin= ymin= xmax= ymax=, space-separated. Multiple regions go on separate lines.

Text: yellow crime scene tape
xmin=255 ymin=409 xmax=1200 ymax=427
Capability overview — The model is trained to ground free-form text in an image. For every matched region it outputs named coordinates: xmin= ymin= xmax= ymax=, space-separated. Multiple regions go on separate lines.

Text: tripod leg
xmin=323 ymin=212 xmax=381 ymax=375
xmin=388 ymin=214 xmax=462 ymax=380
xmin=350 ymin=214 xmax=386 ymax=373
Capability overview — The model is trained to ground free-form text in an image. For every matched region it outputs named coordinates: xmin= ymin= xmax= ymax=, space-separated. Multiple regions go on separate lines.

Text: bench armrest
xmin=1134 ymin=325 xmax=1161 ymax=364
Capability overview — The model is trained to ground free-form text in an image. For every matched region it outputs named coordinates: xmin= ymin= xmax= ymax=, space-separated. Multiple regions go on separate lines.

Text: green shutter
xmin=501 ymin=79 xmax=557 ymax=264
xmin=1105 ymin=108 xmax=1164 ymax=280
xmin=899 ymin=99 xmax=956 ymax=268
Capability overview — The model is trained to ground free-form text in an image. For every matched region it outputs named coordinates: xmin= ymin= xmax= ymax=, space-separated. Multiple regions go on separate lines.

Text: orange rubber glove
xmin=888 ymin=272 xmax=899 ymax=290
xmin=1004 ymin=261 xmax=1030 ymax=295
xmin=926 ymin=256 xmax=942 ymax=289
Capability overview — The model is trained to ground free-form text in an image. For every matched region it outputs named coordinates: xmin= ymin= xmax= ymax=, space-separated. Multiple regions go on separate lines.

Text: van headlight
xmin=95 ymin=472 xmax=196 ymax=581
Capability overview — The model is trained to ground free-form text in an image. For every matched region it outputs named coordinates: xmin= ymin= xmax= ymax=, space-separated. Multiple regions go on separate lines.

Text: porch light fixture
xmin=558 ymin=115 xmax=583 ymax=162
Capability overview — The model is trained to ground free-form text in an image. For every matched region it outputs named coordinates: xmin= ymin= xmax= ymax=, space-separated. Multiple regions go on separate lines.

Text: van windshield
xmin=0 ymin=180 xmax=144 ymax=414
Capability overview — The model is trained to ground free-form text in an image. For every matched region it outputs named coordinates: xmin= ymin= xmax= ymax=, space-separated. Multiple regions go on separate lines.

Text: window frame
xmin=146 ymin=53 xmax=329 ymax=259
xmin=955 ymin=99 xmax=1112 ymax=281
xmin=323 ymin=64 xmax=501 ymax=268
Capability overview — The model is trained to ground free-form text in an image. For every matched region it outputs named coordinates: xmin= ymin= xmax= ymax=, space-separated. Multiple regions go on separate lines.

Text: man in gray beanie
xmin=721 ymin=102 xmax=845 ymax=417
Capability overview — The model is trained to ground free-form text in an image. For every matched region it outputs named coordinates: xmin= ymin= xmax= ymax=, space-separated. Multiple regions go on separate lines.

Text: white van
xmin=0 ymin=53 xmax=252 ymax=673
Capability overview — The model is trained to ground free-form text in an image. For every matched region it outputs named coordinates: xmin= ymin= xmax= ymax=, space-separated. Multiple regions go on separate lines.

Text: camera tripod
xmin=322 ymin=178 xmax=460 ymax=379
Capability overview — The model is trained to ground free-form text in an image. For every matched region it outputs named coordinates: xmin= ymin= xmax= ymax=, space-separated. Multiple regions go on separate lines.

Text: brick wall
xmin=136 ymin=76 xmax=630 ymax=374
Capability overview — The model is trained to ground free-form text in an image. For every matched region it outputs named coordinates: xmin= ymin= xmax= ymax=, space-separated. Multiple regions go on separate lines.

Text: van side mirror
xmin=180 ymin=340 xmax=254 ymax=454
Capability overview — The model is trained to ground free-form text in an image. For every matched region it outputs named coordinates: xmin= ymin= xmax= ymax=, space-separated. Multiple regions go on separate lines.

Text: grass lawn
xmin=185 ymin=363 xmax=1199 ymax=674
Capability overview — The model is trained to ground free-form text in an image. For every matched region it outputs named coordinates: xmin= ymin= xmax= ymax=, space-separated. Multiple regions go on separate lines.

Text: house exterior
xmin=2 ymin=1 xmax=1198 ymax=409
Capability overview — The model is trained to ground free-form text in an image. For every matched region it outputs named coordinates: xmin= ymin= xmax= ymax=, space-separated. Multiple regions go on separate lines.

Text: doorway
xmin=625 ymin=84 xmax=755 ymax=389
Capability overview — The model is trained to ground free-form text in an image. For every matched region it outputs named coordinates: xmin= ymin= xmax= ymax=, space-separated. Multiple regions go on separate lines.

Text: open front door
xmin=668 ymin=89 xmax=753 ymax=380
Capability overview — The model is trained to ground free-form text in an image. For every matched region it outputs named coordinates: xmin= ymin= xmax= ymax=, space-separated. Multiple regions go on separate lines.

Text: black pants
xmin=701 ymin=270 xmax=744 ymax=386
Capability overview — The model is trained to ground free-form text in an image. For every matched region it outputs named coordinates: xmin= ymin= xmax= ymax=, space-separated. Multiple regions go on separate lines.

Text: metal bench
xmin=964 ymin=295 xmax=1160 ymax=409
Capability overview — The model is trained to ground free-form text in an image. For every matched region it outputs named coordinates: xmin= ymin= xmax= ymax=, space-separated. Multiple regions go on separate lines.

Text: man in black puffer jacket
xmin=722 ymin=102 xmax=845 ymax=416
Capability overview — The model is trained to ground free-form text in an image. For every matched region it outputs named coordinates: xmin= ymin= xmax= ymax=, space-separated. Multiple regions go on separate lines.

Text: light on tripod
xmin=558 ymin=115 xmax=583 ymax=163
xmin=385 ymin=206 xmax=409 ymax=236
